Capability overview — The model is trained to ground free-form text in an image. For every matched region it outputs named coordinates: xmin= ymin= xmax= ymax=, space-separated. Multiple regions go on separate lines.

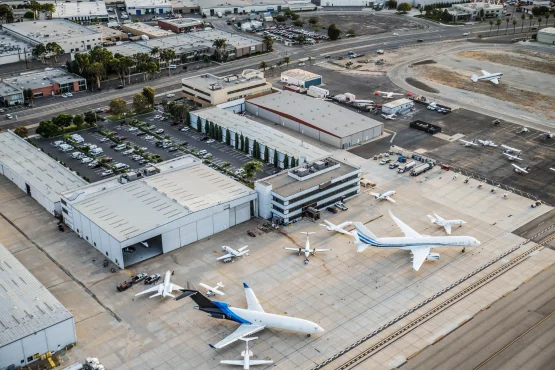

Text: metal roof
xmin=3 ymin=68 xmax=86 ymax=91
xmin=122 ymin=22 xmax=174 ymax=38
xmin=50 ymin=0 xmax=108 ymax=18
xmin=3 ymin=20 xmax=99 ymax=43
xmin=382 ymin=98 xmax=413 ymax=108
xmin=0 ymin=243 xmax=74 ymax=346
xmin=0 ymin=131 xmax=87 ymax=203
xmin=539 ymin=27 xmax=555 ymax=35
xmin=281 ymin=68 xmax=321 ymax=81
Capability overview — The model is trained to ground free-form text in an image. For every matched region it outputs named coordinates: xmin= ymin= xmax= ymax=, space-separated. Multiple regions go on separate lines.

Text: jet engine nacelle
xmin=426 ymin=252 xmax=440 ymax=261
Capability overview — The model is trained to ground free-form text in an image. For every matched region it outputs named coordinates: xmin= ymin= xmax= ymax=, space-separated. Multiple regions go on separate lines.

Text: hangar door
xmin=235 ymin=203 xmax=250 ymax=224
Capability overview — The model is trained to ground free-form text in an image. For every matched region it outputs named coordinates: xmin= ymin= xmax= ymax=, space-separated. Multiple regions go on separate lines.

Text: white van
xmin=114 ymin=144 xmax=127 ymax=151
xmin=90 ymin=148 xmax=104 ymax=156
xmin=114 ymin=163 xmax=130 ymax=170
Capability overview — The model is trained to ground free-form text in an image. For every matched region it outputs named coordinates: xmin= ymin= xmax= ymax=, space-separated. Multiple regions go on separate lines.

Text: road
xmin=403 ymin=262 xmax=555 ymax=370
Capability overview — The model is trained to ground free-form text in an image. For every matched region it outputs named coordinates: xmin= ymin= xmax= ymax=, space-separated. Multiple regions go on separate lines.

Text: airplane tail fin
xmin=353 ymin=222 xmax=379 ymax=251
xmin=175 ymin=281 xmax=218 ymax=308
xmin=350 ymin=231 xmax=368 ymax=252
xmin=240 ymin=336 xmax=258 ymax=343
xmin=471 ymin=74 xmax=479 ymax=82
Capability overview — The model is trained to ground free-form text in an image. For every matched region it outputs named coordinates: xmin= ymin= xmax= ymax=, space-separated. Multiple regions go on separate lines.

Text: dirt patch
xmin=511 ymin=49 xmax=555 ymax=62
xmin=405 ymin=77 xmax=439 ymax=93
xmin=411 ymin=60 xmax=437 ymax=66
xmin=457 ymin=50 xmax=555 ymax=75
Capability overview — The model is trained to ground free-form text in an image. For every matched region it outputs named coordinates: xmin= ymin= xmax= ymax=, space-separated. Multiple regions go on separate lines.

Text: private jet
xmin=320 ymin=220 xmax=352 ymax=235
xmin=371 ymin=190 xmax=397 ymax=202
xmin=459 ymin=139 xmax=479 ymax=147
xmin=199 ymin=281 xmax=225 ymax=297
xmin=512 ymin=164 xmax=530 ymax=174
xmin=218 ymin=245 xmax=249 ymax=262
xmin=220 ymin=337 xmax=273 ymax=369
xmin=471 ymin=70 xmax=503 ymax=84
xmin=351 ymin=211 xmax=480 ymax=271
xmin=135 ymin=271 xmax=184 ymax=298
xmin=478 ymin=139 xmax=498 ymax=147
xmin=503 ymin=152 xmax=523 ymax=161
xmin=176 ymin=282 xmax=325 ymax=348
xmin=501 ymin=144 xmax=522 ymax=154
xmin=427 ymin=213 xmax=467 ymax=235
xmin=374 ymin=91 xmax=404 ymax=98
xmin=284 ymin=232 xmax=330 ymax=264
xmin=381 ymin=113 xmax=396 ymax=120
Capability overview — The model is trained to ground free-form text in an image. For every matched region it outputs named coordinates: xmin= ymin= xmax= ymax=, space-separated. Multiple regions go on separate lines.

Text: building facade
xmin=381 ymin=98 xmax=415 ymax=115
xmin=51 ymin=1 xmax=109 ymax=22
xmin=537 ymin=28 xmax=555 ymax=45
xmin=157 ymin=18 xmax=204 ymax=33
xmin=0 ymin=82 xmax=25 ymax=106
xmin=125 ymin=0 xmax=173 ymax=15
xmin=280 ymin=69 xmax=322 ymax=88
xmin=3 ymin=69 xmax=87 ymax=98
xmin=199 ymin=0 xmax=288 ymax=16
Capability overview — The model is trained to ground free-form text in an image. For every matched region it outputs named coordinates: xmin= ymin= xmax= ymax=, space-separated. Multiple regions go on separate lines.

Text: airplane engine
xmin=426 ymin=252 xmax=440 ymax=261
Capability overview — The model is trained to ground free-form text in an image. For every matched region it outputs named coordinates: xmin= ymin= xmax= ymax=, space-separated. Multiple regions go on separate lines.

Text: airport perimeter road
xmin=403 ymin=263 xmax=555 ymax=370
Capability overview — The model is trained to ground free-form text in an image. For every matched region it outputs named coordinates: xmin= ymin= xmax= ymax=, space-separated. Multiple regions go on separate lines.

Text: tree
xmin=84 ymin=111 xmax=96 ymax=125
xmin=307 ymin=56 xmax=314 ymax=65
xmin=328 ymin=24 xmax=341 ymax=41
xmin=36 ymin=120 xmax=60 ymax=138
xmin=291 ymin=156 xmax=296 ymax=167
xmin=142 ymin=86 xmax=155 ymax=107
xmin=528 ymin=14 xmax=534 ymax=31
xmin=505 ymin=17 xmax=510 ymax=34
xmin=171 ymin=104 xmax=188 ymax=123
xmin=283 ymin=154 xmax=289 ymax=169
xmin=235 ymin=132 xmax=239 ymax=149
xmin=242 ymin=161 xmax=263 ymax=179
xmin=52 ymin=114 xmax=73 ymax=127
xmin=479 ymin=8 xmax=484 ymax=20
xmin=273 ymin=149 xmax=278 ymax=167
xmin=386 ymin=0 xmax=398 ymax=8
xmin=40 ymin=2 xmax=54 ymax=17
xmin=496 ymin=18 xmax=502 ymax=35
xmin=513 ymin=19 xmax=517 ymax=33
xmin=275 ymin=14 xmax=286 ymax=22
xmin=264 ymin=146 xmax=269 ymax=162
xmin=291 ymin=13 xmax=300 ymax=21
xmin=89 ymin=46 xmax=112 ymax=65
xmin=225 ymin=130 xmax=231 ymax=145
xmin=537 ymin=17 xmax=542 ymax=29
xmin=283 ymin=56 xmax=290 ymax=68
xmin=23 ymin=10 xmax=34 ymax=19
xmin=88 ymin=62 xmax=105 ymax=90
xmin=244 ymin=137 xmax=250 ymax=154
xmin=397 ymin=2 xmax=412 ymax=13
xmin=160 ymin=49 xmax=176 ymax=75
xmin=293 ymin=20 xmax=304 ymax=27
xmin=240 ymin=133 xmax=244 ymax=151
xmin=308 ymin=16 xmax=318 ymax=25
xmin=347 ymin=28 xmax=356 ymax=37
xmin=544 ymin=14 xmax=550 ymax=28
xmin=212 ymin=38 xmax=228 ymax=62
xmin=46 ymin=42 xmax=62 ymax=62
xmin=252 ymin=140 xmax=258 ymax=158
xmin=260 ymin=61 xmax=268 ymax=71
xmin=489 ymin=19 xmax=494 ymax=36
xmin=13 ymin=126 xmax=28 ymax=138
xmin=73 ymin=114 xmax=84 ymax=127
xmin=32 ymin=44 xmax=47 ymax=64
xmin=521 ymin=13 xmax=526 ymax=32
xmin=262 ymin=35 xmax=274 ymax=51
xmin=75 ymin=53 xmax=90 ymax=75
xmin=109 ymin=98 xmax=127 ymax=116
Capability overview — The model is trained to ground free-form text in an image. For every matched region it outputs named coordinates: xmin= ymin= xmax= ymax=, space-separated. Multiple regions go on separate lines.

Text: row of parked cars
xmin=117 ymin=272 xmax=161 ymax=292
xmin=258 ymin=25 xmax=329 ymax=43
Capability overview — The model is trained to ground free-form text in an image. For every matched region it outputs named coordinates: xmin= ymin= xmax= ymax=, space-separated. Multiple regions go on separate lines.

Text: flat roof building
xmin=139 ymin=34 xmax=211 ymax=65
xmin=104 ymin=41 xmax=152 ymax=56
xmin=3 ymin=68 xmax=87 ymax=98
xmin=0 ymin=131 xmax=87 ymax=215
xmin=256 ymin=157 xmax=361 ymax=224
xmin=125 ymin=0 xmax=173 ymax=15
xmin=199 ymin=0 xmax=288 ymax=16
xmin=0 ymin=243 xmax=77 ymax=369
xmin=196 ymin=29 xmax=265 ymax=58
xmin=281 ymin=69 xmax=322 ymax=88
xmin=170 ymin=0 xmax=200 ymax=13
xmin=122 ymin=22 xmax=174 ymax=38
xmin=86 ymin=24 xmax=129 ymax=42
xmin=61 ymin=155 xmax=257 ymax=268
xmin=157 ymin=18 xmax=204 ymax=33
xmin=538 ymin=27 xmax=555 ymax=45
xmin=381 ymin=98 xmax=414 ymax=115
xmin=0 ymin=30 xmax=34 ymax=66
xmin=48 ymin=0 xmax=109 ymax=21
xmin=0 ymin=81 xmax=24 ymax=107
xmin=448 ymin=2 xmax=503 ymax=20
xmin=182 ymin=69 xmax=272 ymax=107
xmin=246 ymin=91 xmax=384 ymax=148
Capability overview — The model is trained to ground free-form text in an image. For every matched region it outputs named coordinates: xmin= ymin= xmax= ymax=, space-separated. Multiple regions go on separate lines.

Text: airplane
xmin=374 ymin=91 xmax=404 ymax=98
xmin=218 ymin=245 xmax=249 ymax=262
xmin=503 ymin=152 xmax=523 ymax=161
xmin=545 ymin=132 xmax=553 ymax=140
xmin=199 ymin=281 xmax=225 ymax=297
xmin=175 ymin=282 xmax=325 ymax=349
xmin=427 ymin=213 xmax=467 ymax=235
xmin=459 ymin=139 xmax=478 ymax=147
xmin=551 ymin=168 xmax=555 ymax=172
xmin=284 ymin=232 xmax=330 ymax=264
xmin=320 ymin=220 xmax=352 ymax=235
xmin=220 ymin=337 xmax=273 ymax=369
xmin=512 ymin=164 xmax=530 ymax=174
xmin=381 ymin=113 xmax=396 ymax=120
xmin=470 ymin=70 xmax=503 ymax=85
xmin=477 ymin=139 xmax=498 ymax=147
xmin=370 ymin=190 xmax=397 ymax=202
xmin=351 ymin=210 xmax=480 ymax=271
xmin=135 ymin=270 xmax=184 ymax=299
xmin=501 ymin=144 xmax=522 ymax=154
xmin=350 ymin=99 xmax=374 ymax=108
xmin=518 ymin=127 xmax=529 ymax=134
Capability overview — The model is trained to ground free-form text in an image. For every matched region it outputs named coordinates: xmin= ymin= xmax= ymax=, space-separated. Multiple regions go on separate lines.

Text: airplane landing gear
xmin=304 ymin=259 xmax=309 ymax=265
xmin=307 ymin=334 xmax=311 ymax=337
xmin=462 ymin=247 xmax=466 ymax=253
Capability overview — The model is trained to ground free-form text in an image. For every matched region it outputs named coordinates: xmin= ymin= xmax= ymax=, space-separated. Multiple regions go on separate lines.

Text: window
xmin=94 ymin=242 xmax=96 ymax=246
xmin=86 ymin=236 xmax=88 ymax=240
xmin=77 ymin=229 xmax=79 ymax=233
xmin=106 ymin=252 xmax=108 ymax=256
xmin=62 ymin=208 xmax=68 ymax=215
xmin=27 ymin=357 xmax=33 ymax=362
xmin=227 ymin=82 xmax=267 ymax=95
xmin=61 ymin=199 xmax=67 ymax=206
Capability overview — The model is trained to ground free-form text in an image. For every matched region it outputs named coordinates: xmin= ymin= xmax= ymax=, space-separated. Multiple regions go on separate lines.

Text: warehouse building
xmin=0 ymin=81 xmax=24 ymax=106
xmin=139 ymin=34 xmax=211 ymax=65
xmin=170 ymin=0 xmax=200 ymax=13
xmin=280 ymin=69 xmax=322 ymax=88
xmin=0 ymin=243 xmax=77 ymax=369
xmin=190 ymin=107 xmax=330 ymax=167
xmin=3 ymin=68 xmax=87 ymax=98
xmin=87 ymin=24 xmax=129 ymax=43
xmin=537 ymin=28 xmax=555 ymax=45
xmin=157 ymin=18 xmax=204 ymax=33
xmin=122 ymin=22 xmax=174 ymax=38
xmin=125 ymin=0 xmax=173 ymax=15
xmin=199 ymin=0 xmax=288 ymax=16
xmin=246 ymin=91 xmax=384 ymax=148
xmin=256 ymin=157 xmax=360 ymax=224
xmin=60 ymin=155 xmax=257 ymax=269
xmin=51 ymin=1 xmax=109 ymax=22
xmin=197 ymin=29 xmax=266 ymax=58
xmin=0 ymin=131 xmax=87 ymax=216
xmin=381 ymin=98 xmax=414 ymax=115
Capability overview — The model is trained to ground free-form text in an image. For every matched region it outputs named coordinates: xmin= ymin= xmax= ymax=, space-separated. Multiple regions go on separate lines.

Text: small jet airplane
xmin=501 ymin=144 xmax=522 ymax=154
xmin=284 ymin=232 xmax=330 ymax=264
xmin=503 ymin=152 xmax=523 ymax=161
xmin=471 ymin=70 xmax=503 ymax=85
xmin=220 ymin=337 xmax=273 ymax=369
xmin=370 ymin=190 xmax=397 ymax=203
xmin=512 ymin=164 xmax=530 ymax=174
xmin=518 ymin=127 xmax=529 ymax=134
xmin=135 ymin=270 xmax=184 ymax=298
xmin=218 ymin=245 xmax=249 ymax=262
xmin=477 ymin=139 xmax=498 ymax=147
xmin=320 ymin=220 xmax=352 ymax=235
xmin=459 ymin=139 xmax=479 ymax=147
xmin=381 ymin=113 xmax=396 ymax=120
xmin=427 ymin=213 xmax=467 ymax=235
xmin=374 ymin=91 xmax=404 ymax=98
xmin=176 ymin=282 xmax=325 ymax=349
xmin=199 ymin=281 xmax=225 ymax=297
xmin=351 ymin=211 xmax=480 ymax=271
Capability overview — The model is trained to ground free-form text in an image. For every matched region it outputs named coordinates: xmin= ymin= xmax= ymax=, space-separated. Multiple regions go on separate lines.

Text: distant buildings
xmin=50 ymin=0 xmax=109 ymax=22
xmin=448 ymin=2 xmax=503 ymax=20
xmin=125 ymin=0 xmax=173 ymax=15
xmin=281 ymin=69 xmax=322 ymax=88
xmin=157 ymin=18 xmax=205 ymax=33
xmin=198 ymin=0 xmax=288 ymax=16
xmin=86 ymin=24 xmax=129 ymax=43
xmin=122 ymin=22 xmax=174 ymax=39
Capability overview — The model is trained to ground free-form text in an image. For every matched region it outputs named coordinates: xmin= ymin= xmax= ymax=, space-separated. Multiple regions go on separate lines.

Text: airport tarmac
xmin=0 ymin=147 xmax=554 ymax=369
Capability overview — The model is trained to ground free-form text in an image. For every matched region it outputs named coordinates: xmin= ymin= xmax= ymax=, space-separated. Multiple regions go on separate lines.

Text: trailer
xmin=398 ymin=161 xmax=415 ymax=173
xmin=410 ymin=162 xmax=434 ymax=176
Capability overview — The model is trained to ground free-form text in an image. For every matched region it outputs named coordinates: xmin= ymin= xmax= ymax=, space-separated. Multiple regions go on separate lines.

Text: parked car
xmin=101 ymin=170 xmax=114 ymax=177
xmin=206 ymin=139 xmax=215 ymax=144
xmin=166 ymin=93 xmax=176 ymax=98
xmin=148 ymin=125 xmax=156 ymax=130
xmin=155 ymin=129 xmax=164 ymax=134
xmin=99 ymin=137 xmax=109 ymax=142
xmin=379 ymin=158 xmax=392 ymax=165
xmin=168 ymin=147 xmax=178 ymax=152
xmin=114 ymin=144 xmax=126 ymax=151
xmin=180 ymin=127 xmax=189 ymax=132
xmin=88 ymin=161 xmax=100 ymax=168
xmin=131 ymin=273 xmax=148 ymax=284
xmin=198 ymin=149 xmax=207 ymax=155
xmin=81 ymin=157 xmax=93 ymax=164
xmin=247 ymin=230 xmax=256 ymax=237
xmin=327 ymin=206 xmax=338 ymax=214
xmin=145 ymin=135 xmax=154 ymax=140
xmin=335 ymin=201 xmax=348 ymax=211
xmin=122 ymin=149 xmax=134 ymax=155
xmin=145 ymin=274 xmax=161 ymax=284
xmin=136 ymin=131 xmax=146 ymax=136
xmin=103 ymin=157 xmax=113 ymax=162
xmin=116 ymin=281 xmax=131 ymax=292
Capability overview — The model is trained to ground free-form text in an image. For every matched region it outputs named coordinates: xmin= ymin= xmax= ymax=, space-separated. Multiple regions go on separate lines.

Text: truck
xmin=398 ymin=161 xmax=415 ymax=173
xmin=217 ymin=11 xmax=223 ymax=17
xmin=410 ymin=162 xmax=434 ymax=176
xmin=307 ymin=86 xmax=330 ymax=99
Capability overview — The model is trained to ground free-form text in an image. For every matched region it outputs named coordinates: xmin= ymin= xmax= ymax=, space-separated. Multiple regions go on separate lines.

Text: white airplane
xmin=501 ymin=144 xmax=521 ymax=154
xmin=381 ymin=113 xmax=396 ymax=120
xmin=374 ymin=91 xmax=404 ymax=98
xmin=135 ymin=271 xmax=184 ymax=299
xmin=503 ymin=152 xmax=523 ymax=161
xmin=220 ymin=337 xmax=273 ymax=369
xmin=518 ymin=127 xmax=529 ymax=134
xmin=370 ymin=190 xmax=396 ymax=203
xmin=427 ymin=213 xmax=467 ymax=235
xmin=284 ymin=232 xmax=330 ymax=264
xmin=350 ymin=99 xmax=374 ymax=108
xmin=199 ymin=281 xmax=225 ymax=297
xmin=351 ymin=210 xmax=480 ymax=271
xmin=478 ymin=139 xmax=498 ymax=147
xmin=459 ymin=139 xmax=478 ymax=147
xmin=471 ymin=70 xmax=503 ymax=85
xmin=512 ymin=164 xmax=530 ymax=174
xmin=320 ymin=220 xmax=352 ymax=235
xmin=550 ymin=168 xmax=555 ymax=172
xmin=176 ymin=282 xmax=325 ymax=349
xmin=218 ymin=245 xmax=249 ymax=262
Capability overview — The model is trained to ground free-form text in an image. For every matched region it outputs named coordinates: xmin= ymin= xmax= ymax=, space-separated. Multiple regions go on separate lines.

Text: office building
xmin=381 ymin=98 xmax=414 ymax=115
xmin=125 ymin=0 xmax=173 ymax=15
xmin=199 ymin=0 xmax=288 ymax=16
xmin=86 ymin=24 xmax=129 ymax=43
xmin=3 ymin=68 xmax=87 ymax=98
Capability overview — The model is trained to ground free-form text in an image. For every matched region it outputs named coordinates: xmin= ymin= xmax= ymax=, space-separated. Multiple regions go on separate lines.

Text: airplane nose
xmin=315 ymin=325 xmax=325 ymax=334
xmin=474 ymin=239 xmax=481 ymax=246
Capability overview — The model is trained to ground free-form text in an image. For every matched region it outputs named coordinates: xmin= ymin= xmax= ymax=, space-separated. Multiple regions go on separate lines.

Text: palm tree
xmin=283 ymin=56 xmax=290 ymax=68
xmin=32 ymin=43 xmax=47 ymax=64
xmin=528 ymin=14 xmax=534 ymax=31
xmin=537 ymin=17 xmax=542 ymax=29
xmin=544 ymin=14 xmax=550 ymax=28
xmin=259 ymin=61 xmax=268 ymax=71
xmin=29 ymin=0 xmax=41 ymax=19
xmin=87 ymin=62 xmax=104 ymax=90
xmin=160 ymin=49 xmax=176 ymax=75
xmin=512 ymin=19 xmax=517 ymax=34
xmin=40 ymin=3 xmax=55 ymax=18
xmin=505 ymin=17 xmax=510 ymax=34
xmin=307 ymin=56 xmax=314 ymax=65
xmin=120 ymin=56 xmax=134 ymax=85
xmin=489 ymin=19 xmax=494 ymax=36
xmin=212 ymin=38 xmax=228 ymax=62
xmin=496 ymin=18 xmax=502 ymax=35
xmin=262 ymin=35 xmax=274 ymax=51
xmin=150 ymin=46 xmax=160 ymax=64
xmin=146 ymin=61 xmax=158 ymax=80
xmin=521 ymin=13 xmax=526 ymax=32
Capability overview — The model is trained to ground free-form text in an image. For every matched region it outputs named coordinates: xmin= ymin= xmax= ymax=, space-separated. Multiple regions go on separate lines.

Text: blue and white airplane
xmin=176 ymin=282 xmax=324 ymax=349
xmin=351 ymin=211 xmax=480 ymax=271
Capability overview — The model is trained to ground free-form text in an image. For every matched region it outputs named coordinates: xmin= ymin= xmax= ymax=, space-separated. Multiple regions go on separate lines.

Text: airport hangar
xmin=0 ymin=243 xmax=77 ymax=369
xmin=60 ymin=155 xmax=257 ymax=269
xmin=0 ymin=130 xmax=87 ymax=216
xmin=245 ymin=91 xmax=384 ymax=149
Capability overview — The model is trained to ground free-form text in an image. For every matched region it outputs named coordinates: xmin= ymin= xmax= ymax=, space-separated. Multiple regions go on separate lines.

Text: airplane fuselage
xmin=478 ymin=73 xmax=503 ymax=81
xmin=357 ymin=234 xmax=478 ymax=250
xmin=433 ymin=220 xmax=465 ymax=227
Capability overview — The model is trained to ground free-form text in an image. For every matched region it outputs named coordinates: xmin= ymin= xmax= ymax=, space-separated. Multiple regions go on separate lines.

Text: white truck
xmin=307 ymin=86 xmax=330 ymax=99
xmin=398 ymin=161 xmax=415 ymax=173
xmin=410 ymin=162 xmax=434 ymax=176
xmin=217 ymin=11 xmax=223 ymax=18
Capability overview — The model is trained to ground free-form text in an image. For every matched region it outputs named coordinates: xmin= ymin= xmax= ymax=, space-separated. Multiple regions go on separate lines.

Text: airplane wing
xmin=284 ymin=247 xmax=301 ymax=252
xmin=444 ymin=224 xmax=452 ymax=235
xmin=481 ymin=70 xmax=491 ymax=76
xmin=217 ymin=253 xmax=233 ymax=260
xmin=490 ymin=78 xmax=499 ymax=85
xmin=313 ymin=249 xmax=331 ymax=252
xmin=238 ymin=245 xmax=249 ymax=252
xmin=250 ymin=360 xmax=275 ymax=365
xmin=385 ymin=196 xmax=396 ymax=203
xmin=220 ymin=360 xmax=245 ymax=366
xmin=135 ymin=284 xmax=160 ymax=296
xmin=243 ymin=283 xmax=265 ymax=312
xmin=389 ymin=210 xmax=420 ymax=237
xmin=170 ymin=283 xmax=184 ymax=292
xmin=210 ymin=324 xmax=266 ymax=349
xmin=410 ymin=246 xmax=431 ymax=271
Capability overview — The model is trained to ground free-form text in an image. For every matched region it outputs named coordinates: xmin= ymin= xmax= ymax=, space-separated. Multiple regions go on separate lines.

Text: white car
xmin=128 ymin=127 xmax=138 ymax=132
xmin=202 ymin=153 xmax=212 ymax=159
xmin=81 ymin=157 xmax=93 ymax=164
xmin=61 ymin=93 xmax=68 ymax=98
xmin=101 ymin=170 xmax=114 ymax=177
xmin=144 ymin=135 xmax=154 ymax=140
xmin=155 ymin=128 xmax=164 ymax=134
xmin=121 ymin=14 xmax=129 ymax=19
xmin=463 ymin=32 xmax=470 ymax=36
xmin=393 ymin=33 xmax=399 ymax=36
xmin=139 ymin=147 xmax=147 ymax=151
xmin=198 ymin=149 xmax=207 ymax=155
xmin=122 ymin=149 xmax=134 ymax=155
xmin=206 ymin=139 xmax=215 ymax=144
xmin=99 ymin=137 xmax=109 ymax=142
xmin=235 ymin=169 xmax=245 ymax=175
xmin=66 ymin=92 xmax=73 ymax=97
xmin=5 ymin=114 xmax=13 ymax=120
xmin=180 ymin=127 xmax=189 ymax=132
xmin=166 ymin=93 xmax=176 ymax=98
xmin=298 ymin=62 xmax=305 ymax=66
xmin=87 ymin=161 xmax=99 ymax=168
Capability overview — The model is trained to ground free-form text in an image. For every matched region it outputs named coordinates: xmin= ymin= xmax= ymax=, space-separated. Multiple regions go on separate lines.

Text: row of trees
xmin=32 ymin=42 xmax=63 ymax=63
xmin=488 ymin=13 xmax=551 ymax=36
xmin=36 ymin=112 xmax=96 ymax=138
xmin=108 ymin=86 xmax=155 ymax=116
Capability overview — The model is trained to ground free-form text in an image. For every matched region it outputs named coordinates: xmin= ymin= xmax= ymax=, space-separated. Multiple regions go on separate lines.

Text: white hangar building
xmin=0 ymin=131 xmax=87 ymax=216
xmin=0 ymin=243 xmax=77 ymax=369
xmin=60 ymin=155 xmax=257 ymax=269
